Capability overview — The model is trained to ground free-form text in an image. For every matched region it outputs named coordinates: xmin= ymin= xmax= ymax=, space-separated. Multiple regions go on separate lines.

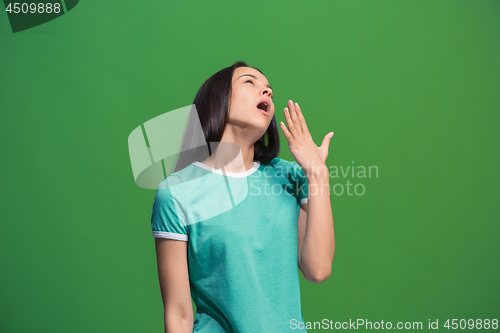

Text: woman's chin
xmin=253 ymin=120 xmax=272 ymax=133
xmin=228 ymin=117 xmax=271 ymax=134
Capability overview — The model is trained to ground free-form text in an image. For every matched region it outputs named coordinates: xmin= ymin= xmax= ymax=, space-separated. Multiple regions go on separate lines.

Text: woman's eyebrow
xmin=237 ymin=74 xmax=273 ymax=91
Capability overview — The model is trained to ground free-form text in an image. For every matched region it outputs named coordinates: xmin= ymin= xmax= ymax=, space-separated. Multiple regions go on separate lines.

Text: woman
xmin=152 ymin=61 xmax=335 ymax=332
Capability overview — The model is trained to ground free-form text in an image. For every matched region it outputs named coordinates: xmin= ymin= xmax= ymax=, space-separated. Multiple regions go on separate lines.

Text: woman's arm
xmin=297 ymin=172 xmax=335 ymax=283
xmin=280 ymin=99 xmax=335 ymax=283
xmin=155 ymin=238 xmax=193 ymax=333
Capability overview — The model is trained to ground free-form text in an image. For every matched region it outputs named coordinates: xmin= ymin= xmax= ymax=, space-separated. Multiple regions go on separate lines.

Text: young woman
xmin=152 ymin=61 xmax=335 ymax=332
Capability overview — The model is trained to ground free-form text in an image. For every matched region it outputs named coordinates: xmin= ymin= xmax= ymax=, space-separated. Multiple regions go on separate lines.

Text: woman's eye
xmin=245 ymin=80 xmax=254 ymax=84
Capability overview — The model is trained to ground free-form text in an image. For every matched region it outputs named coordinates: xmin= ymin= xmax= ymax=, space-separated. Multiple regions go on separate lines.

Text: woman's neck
xmin=200 ymin=123 xmax=264 ymax=172
xmin=200 ymin=142 xmax=255 ymax=173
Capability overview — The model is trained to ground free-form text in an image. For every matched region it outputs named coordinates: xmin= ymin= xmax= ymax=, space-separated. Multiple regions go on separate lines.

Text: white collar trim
xmin=192 ymin=160 xmax=260 ymax=178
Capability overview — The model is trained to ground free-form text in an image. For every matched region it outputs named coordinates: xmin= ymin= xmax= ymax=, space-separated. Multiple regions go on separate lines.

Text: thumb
xmin=318 ymin=132 xmax=333 ymax=161
xmin=321 ymin=131 xmax=334 ymax=149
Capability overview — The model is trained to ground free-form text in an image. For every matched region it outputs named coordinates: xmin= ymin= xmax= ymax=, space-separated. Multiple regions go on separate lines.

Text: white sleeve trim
xmin=300 ymin=198 xmax=308 ymax=205
xmin=153 ymin=230 xmax=188 ymax=241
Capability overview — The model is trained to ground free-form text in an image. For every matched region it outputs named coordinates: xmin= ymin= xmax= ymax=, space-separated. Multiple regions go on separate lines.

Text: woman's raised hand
xmin=280 ymin=100 xmax=333 ymax=178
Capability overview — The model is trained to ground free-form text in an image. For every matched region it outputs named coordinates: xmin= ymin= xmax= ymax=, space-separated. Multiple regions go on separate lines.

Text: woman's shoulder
xmin=262 ymin=157 xmax=298 ymax=168
xmin=259 ymin=157 xmax=300 ymax=175
xmin=156 ymin=163 xmax=209 ymax=204
xmin=165 ymin=162 xmax=210 ymax=184
xmin=157 ymin=163 xmax=201 ymax=192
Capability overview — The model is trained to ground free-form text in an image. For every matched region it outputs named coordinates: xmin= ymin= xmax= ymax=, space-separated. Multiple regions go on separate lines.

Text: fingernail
xmin=294 ymin=102 xmax=299 ymax=109
xmin=288 ymin=100 xmax=293 ymax=107
xmin=284 ymin=107 xmax=289 ymax=114
xmin=280 ymin=121 xmax=284 ymax=126
xmin=330 ymin=132 xmax=334 ymax=138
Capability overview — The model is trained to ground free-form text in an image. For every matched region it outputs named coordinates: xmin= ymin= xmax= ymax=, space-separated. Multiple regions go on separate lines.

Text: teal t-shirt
xmin=151 ymin=157 xmax=309 ymax=332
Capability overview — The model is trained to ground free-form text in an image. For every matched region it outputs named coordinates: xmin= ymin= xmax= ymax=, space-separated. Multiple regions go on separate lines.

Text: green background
xmin=1 ymin=0 xmax=499 ymax=332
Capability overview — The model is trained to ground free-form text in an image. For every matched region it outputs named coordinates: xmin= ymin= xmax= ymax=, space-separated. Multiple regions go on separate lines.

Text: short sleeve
xmin=151 ymin=176 xmax=189 ymax=241
xmin=291 ymin=161 xmax=308 ymax=206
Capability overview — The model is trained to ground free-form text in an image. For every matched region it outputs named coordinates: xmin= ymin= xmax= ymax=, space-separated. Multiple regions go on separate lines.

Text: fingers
xmin=291 ymin=101 xmax=312 ymax=140
xmin=283 ymin=104 xmax=297 ymax=138
xmin=286 ymin=100 xmax=302 ymax=134
xmin=284 ymin=100 xmax=313 ymax=140
xmin=280 ymin=120 xmax=292 ymax=142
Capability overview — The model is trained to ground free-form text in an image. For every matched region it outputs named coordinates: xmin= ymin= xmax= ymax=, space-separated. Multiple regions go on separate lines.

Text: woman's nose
xmin=261 ymin=88 xmax=272 ymax=97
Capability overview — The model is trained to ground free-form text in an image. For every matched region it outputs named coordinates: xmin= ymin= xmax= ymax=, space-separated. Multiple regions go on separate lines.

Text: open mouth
xmin=256 ymin=101 xmax=269 ymax=114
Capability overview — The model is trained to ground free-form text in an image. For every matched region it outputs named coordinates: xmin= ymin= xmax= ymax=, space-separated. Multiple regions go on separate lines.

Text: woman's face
xmin=226 ymin=66 xmax=275 ymax=133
